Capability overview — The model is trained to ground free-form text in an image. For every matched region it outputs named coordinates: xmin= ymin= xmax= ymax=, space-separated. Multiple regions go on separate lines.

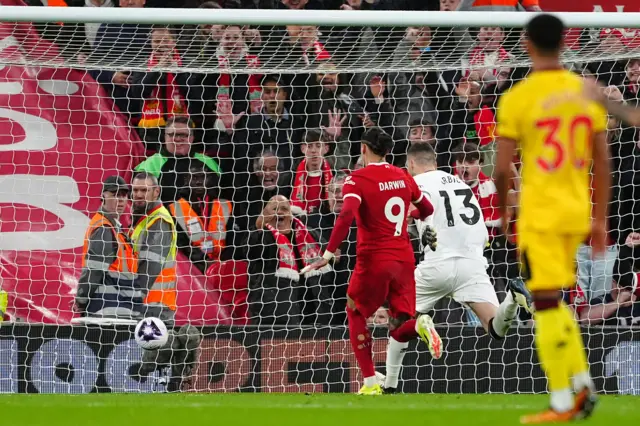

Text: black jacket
xmin=233 ymin=110 xmax=304 ymax=175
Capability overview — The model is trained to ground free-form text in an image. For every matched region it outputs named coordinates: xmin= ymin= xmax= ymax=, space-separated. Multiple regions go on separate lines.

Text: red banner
xmin=0 ymin=0 xmax=233 ymax=325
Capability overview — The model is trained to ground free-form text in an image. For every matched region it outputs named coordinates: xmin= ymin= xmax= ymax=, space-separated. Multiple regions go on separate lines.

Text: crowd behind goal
xmin=2 ymin=0 xmax=640 ymax=332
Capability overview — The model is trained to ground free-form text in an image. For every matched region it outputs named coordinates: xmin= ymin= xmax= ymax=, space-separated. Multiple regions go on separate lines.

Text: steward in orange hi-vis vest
xmin=169 ymin=197 xmax=232 ymax=262
xmin=76 ymin=176 xmax=144 ymax=318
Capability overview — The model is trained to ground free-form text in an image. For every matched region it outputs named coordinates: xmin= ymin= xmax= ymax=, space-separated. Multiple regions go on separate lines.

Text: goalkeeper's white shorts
xmin=414 ymin=257 xmax=499 ymax=314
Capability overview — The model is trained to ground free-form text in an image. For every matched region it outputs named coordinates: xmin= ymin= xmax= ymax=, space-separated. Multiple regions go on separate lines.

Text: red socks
xmin=390 ymin=319 xmax=418 ymax=343
xmin=347 ymin=306 xmax=375 ymax=378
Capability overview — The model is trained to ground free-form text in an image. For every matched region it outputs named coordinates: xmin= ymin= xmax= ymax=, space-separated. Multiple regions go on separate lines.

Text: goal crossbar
xmin=1 ymin=7 xmax=640 ymax=28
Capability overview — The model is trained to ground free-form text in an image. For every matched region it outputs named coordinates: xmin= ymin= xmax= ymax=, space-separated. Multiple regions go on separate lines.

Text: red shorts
xmin=347 ymin=258 xmax=415 ymax=319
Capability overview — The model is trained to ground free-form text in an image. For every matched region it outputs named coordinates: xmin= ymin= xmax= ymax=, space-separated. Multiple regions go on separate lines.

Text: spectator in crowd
xmin=450 ymin=77 xmax=483 ymax=144
xmin=169 ymin=163 xmax=247 ymax=274
xmin=578 ymin=280 xmax=640 ymax=327
xmin=392 ymin=116 xmax=437 ymax=167
xmin=284 ymin=25 xmax=332 ymax=66
xmin=599 ymin=63 xmax=640 ymax=296
xmin=393 ymin=71 xmax=434 ymax=126
xmin=186 ymin=25 xmax=262 ymax=196
xmin=179 ymin=1 xmax=223 ymax=66
xmin=361 ymin=74 xmax=395 ymax=138
xmin=214 ymin=25 xmax=263 ymax=118
xmin=307 ymin=170 xmax=353 ymax=324
xmin=84 ymin=0 xmax=115 ymax=48
xmin=246 ymin=195 xmax=333 ymax=325
xmin=613 ymin=231 xmax=640 ymax=299
xmin=575 ymin=97 xmax=620 ymax=302
xmin=135 ymin=116 xmax=221 ymax=204
xmin=290 ymin=130 xmax=334 ymax=215
xmin=89 ymin=0 xmax=150 ymax=119
xmin=130 ymin=172 xmax=178 ymax=322
xmin=76 ymin=176 xmax=143 ymax=319
xmin=587 ymin=31 xmax=633 ymax=87
xmin=464 ymin=27 xmax=512 ymax=83
xmin=408 ymin=118 xmax=437 ymax=147
xmin=298 ymin=64 xmax=366 ymax=169
xmin=325 ymin=0 xmax=376 ymax=61
xmin=233 ymin=75 xmax=303 ymax=176
xmin=190 ymin=24 xmax=261 ymax=138
xmin=577 ymin=236 xmax=618 ymax=303
xmin=244 ymin=148 xmax=293 ymax=229
xmin=367 ymin=307 xmax=390 ymax=326
xmin=563 ymin=281 xmax=588 ymax=319
xmin=428 ymin=0 xmax=470 ymax=61
xmin=279 ymin=0 xmax=324 ymax=9
xmin=131 ymin=26 xmax=191 ymax=152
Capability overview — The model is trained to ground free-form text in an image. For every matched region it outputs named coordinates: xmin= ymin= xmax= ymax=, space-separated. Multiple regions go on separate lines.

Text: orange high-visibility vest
xmin=169 ymin=198 xmax=232 ymax=261
xmin=46 ymin=0 xmax=68 ymax=6
xmin=82 ymin=212 xmax=137 ymax=279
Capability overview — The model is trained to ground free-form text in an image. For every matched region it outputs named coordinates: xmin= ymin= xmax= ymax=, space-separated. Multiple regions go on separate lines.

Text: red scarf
xmin=139 ymin=51 xmax=188 ymax=128
xmin=302 ymin=40 xmax=331 ymax=66
xmin=217 ymin=52 xmax=263 ymax=115
xmin=265 ymin=217 xmax=330 ymax=281
xmin=290 ymin=159 xmax=333 ymax=214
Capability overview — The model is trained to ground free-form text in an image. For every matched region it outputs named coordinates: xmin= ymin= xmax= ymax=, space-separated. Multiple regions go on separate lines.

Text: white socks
xmin=491 ymin=291 xmax=518 ymax=338
xmin=550 ymin=388 xmax=574 ymax=413
xmin=573 ymin=371 xmax=595 ymax=393
xmin=363 ymin=375 xmax=378 ymax=388
xmin=384 ymin=337 xmax=409 ymax=389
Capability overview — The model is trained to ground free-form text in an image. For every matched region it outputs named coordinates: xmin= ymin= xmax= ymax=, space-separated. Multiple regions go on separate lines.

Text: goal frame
xmin=1 ymin=7 xmax=640 ymax=28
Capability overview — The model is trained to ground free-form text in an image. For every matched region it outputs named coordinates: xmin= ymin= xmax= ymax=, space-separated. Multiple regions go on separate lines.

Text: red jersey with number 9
xmin=341 ymin=162 xmax=423 ymax=262
xmin=496 ymin=69 xmax=607 ymax=235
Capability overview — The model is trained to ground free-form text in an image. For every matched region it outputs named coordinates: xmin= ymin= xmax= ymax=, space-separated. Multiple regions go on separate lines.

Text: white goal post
xmin=1 ymin=7 xmax=640 ymax=27
xmin=1 ymin=6 xmax=640 ymax=395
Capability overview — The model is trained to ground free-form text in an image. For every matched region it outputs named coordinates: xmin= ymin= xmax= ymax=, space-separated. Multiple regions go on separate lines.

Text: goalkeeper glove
xmin=421 ymin=225 xmax=437 ymax=251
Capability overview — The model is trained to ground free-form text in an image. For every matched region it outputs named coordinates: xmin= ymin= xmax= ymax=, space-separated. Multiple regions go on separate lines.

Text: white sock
xmin=363 ymin=375 xmax=378 ymax=388
xmin=550 ymin=388 xmax=574 ymax=413
xmin=384 ymin=337 xmax=409 ymax=389
xmin=573 ymin=371 xmax=595 ymax=392
xmin=491 ymin=291 xmax=518 ymax=338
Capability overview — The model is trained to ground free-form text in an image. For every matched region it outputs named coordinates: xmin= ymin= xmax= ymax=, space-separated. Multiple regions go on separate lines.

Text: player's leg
xmin=452 ymin=258 xmax=530 ymax=339
xmin=346 ymin=260 xmax=388 ymax=395
xmin=519 ymin=233 xmax=595 ymax=424
xmin=382 ymin=262 xmax=446 ymax=392
xmin=412 ymin=263 xmax=445 ymax=360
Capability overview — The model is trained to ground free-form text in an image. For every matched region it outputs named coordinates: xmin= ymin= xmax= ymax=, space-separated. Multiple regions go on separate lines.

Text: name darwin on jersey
xmin=379 ymin=180 xmax=407 ymax=191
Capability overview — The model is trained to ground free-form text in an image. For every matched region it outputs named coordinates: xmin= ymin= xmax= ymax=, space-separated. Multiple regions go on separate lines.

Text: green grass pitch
xmin=1 ymin=394 xmax=638 ymax=426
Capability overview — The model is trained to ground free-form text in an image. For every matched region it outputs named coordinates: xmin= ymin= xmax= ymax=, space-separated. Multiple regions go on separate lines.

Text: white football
xmin=134 ymin=317 xmax=169 ymax=350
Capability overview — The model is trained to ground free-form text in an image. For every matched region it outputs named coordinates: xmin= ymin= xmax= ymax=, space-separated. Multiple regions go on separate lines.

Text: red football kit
xmin=325 ymin=162 xmax=434 ymax=318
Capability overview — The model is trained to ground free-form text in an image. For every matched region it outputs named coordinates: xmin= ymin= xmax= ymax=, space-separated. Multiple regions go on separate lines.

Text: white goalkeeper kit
xmin=412 ymin=170 xmax=499 ymax=313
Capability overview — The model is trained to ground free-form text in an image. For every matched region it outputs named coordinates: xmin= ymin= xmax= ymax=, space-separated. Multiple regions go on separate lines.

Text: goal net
xmin=1 ymin=4 xmax=640 ymax=394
